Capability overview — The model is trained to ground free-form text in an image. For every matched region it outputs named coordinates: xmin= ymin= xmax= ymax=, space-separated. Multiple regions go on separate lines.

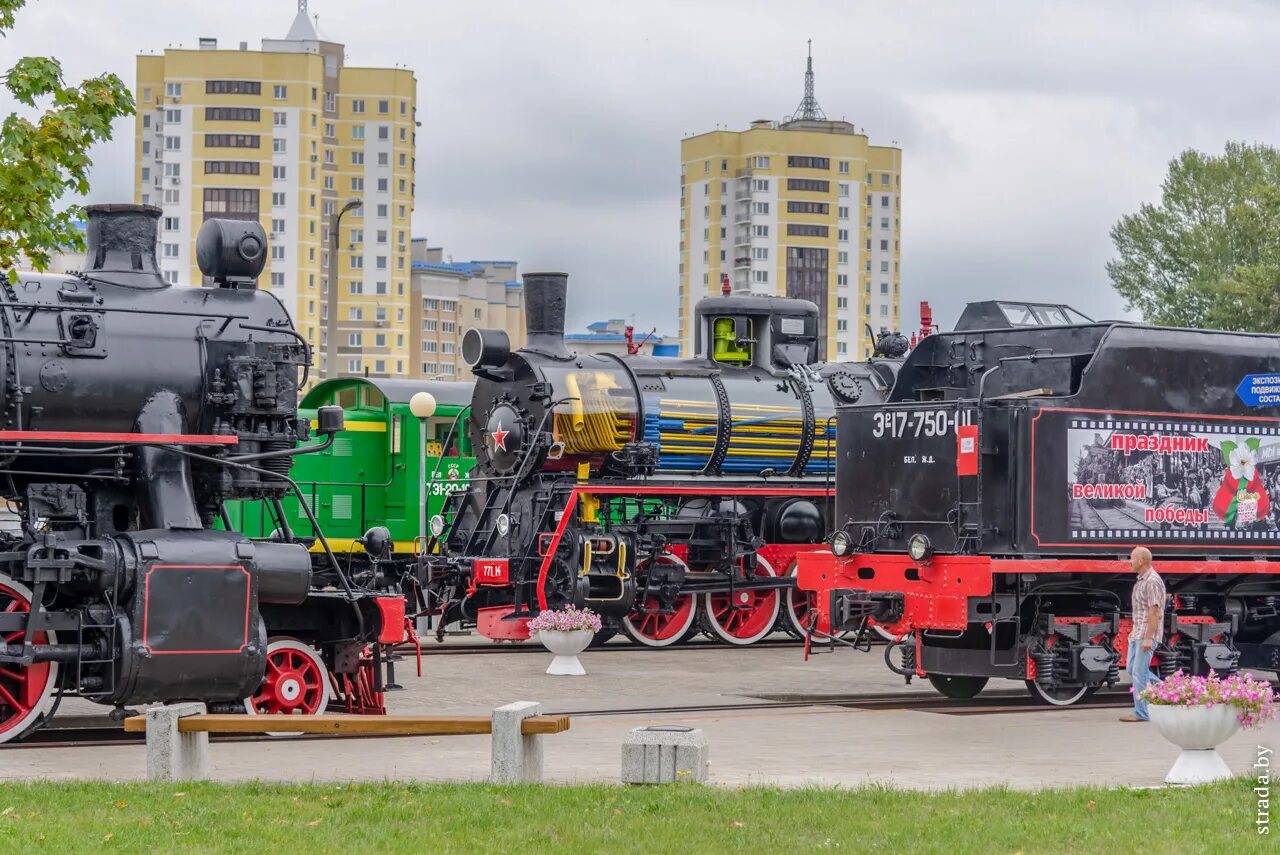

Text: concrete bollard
xmin=491 ymin=701 xmax=544 ymax=784
xmin=621 ymin=725 xmax=709 ymax=784
xmin=144 ymin=702 xmax=210 ymax=782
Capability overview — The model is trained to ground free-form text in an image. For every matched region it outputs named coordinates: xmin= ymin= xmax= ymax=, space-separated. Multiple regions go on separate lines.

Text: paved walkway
xmin=5 ymin=639 xmax=1276 ymax=790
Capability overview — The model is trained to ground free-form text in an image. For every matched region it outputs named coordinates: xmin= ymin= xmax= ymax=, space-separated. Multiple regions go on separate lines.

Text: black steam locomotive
xmin=423 ymin=273 xmax=905 ymax=646
xmin=798 ymin=300 xmax=1280 ymax=704
xmin=0 ymin=205 xmax=398 ymax=742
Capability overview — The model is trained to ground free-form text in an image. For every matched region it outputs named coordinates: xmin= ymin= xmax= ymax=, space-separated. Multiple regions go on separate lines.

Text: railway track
xmin=404 ymin=637 xmax=818 ymax=655
xmin=9 ymin=689 xmax=1131 ymax=749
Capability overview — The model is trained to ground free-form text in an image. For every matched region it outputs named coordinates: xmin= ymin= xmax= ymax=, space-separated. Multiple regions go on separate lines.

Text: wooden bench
xmin=128 ymin=701 xmax=566 ymax=783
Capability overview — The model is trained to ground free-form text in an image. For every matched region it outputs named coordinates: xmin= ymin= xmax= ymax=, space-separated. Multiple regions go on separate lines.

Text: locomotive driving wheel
xmin=1024 ymin=680 xmax=1091 ymax=706
xmin=0 ymin=575 xmax=59 ymax=744
xmin=244 ymin=637 xmax=332 ymax=734
xmin=702 ymin=555 xmax=781 ymax=646
xmin=927 ymin=674 xmax=989 ymax=699
xmin=621 ymin=554 xmax=698 ymax=648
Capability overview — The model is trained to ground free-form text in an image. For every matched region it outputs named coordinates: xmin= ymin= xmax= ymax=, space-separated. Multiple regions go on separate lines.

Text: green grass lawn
xmin=0 ymin=778 xmax=1268 ymax=854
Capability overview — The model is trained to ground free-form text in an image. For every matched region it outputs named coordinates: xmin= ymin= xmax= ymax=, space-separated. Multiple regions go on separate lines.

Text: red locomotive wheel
xmin=245 ymin=637 xmax=332 ymax=732
xmin=702 ymin=556 xmax=781 ymax=645
xmin=0 ymin=576 xmax=59 ymax=744
xmin=621 ymin=554 xmax=698 ymax=647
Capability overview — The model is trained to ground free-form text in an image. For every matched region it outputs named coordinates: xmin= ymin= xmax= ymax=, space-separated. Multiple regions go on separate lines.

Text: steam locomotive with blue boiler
xmin=797 ymin=300 xmax=1280 ymax=704
xmin=0 ymin=205 xmax=401 ymax=742
xmin=422 ymin=272 xmax=906 ymax=646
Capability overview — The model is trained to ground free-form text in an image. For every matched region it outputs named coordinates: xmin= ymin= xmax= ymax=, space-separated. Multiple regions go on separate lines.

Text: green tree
xmin=1107 ymin=142 xmax=1280 ymax=330
xmin=0 ymin=0 xmax=134 ymax=278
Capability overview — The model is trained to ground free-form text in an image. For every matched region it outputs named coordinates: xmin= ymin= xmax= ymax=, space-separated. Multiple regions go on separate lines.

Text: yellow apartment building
xmin=679 ymin=48 xmax=901 ymax=360
xmin=134 ymin=2 xmax=417 ymax=381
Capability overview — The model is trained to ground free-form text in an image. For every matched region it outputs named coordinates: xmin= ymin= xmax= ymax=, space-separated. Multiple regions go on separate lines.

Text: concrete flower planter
xmin=538 ymin=629 xmax=593 ymax=676
xmin=1147 ymin=703 xmax=1241 ymax=784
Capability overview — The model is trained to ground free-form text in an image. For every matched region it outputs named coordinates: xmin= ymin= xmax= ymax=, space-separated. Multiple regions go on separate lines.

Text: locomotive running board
xmin=0 ymin=431 xmax=238 ymax=445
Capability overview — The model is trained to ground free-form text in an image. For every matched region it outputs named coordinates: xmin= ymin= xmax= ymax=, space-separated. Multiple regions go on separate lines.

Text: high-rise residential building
xmin=678 ymin=46 xmax=901 ymax=361
xmin=133 ymin=2 xmax=417 ymax=382
xmin=410 ymin=239 xmax=526 ymax=380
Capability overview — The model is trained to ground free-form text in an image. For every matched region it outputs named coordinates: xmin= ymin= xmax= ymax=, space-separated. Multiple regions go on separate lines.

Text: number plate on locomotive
xmin=473 ymin=558 xmax=510 ymax=586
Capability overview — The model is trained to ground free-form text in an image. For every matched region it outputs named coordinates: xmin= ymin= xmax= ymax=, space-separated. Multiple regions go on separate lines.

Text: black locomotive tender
xmin=0 ymin=205 xmax=397 ymax=743
xmin=423 ymin=272 xmax=907 ymax=646
xmin=800 ymin=300 xmax=1280 ymax=704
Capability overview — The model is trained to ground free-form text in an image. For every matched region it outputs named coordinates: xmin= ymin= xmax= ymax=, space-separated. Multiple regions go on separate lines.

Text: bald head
xmin=1130 ymin=546 xmax=1152 ymax=573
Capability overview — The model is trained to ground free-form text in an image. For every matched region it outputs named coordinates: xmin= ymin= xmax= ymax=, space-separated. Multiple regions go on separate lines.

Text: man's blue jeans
xmin=1127 ymin=636 xmax=1157 ymax=720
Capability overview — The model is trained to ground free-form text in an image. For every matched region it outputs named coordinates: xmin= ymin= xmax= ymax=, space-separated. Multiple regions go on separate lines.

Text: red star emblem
xmin=490 ymin=422 xmax=510 ymax=452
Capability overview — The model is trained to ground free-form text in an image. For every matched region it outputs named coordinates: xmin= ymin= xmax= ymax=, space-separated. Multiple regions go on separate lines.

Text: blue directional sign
xmin=1235 ymin=373 xmax=1280 ymax=407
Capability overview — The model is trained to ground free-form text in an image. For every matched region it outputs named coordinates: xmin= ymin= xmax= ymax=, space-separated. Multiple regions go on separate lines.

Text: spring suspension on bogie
xmin=1157 ymin=642 xmax=1190 ymax=679
xmin=1030 ymin=643 xmax=1060 ymax=687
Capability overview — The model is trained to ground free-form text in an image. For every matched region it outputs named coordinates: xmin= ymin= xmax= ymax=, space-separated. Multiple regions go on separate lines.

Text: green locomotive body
xmin=224 ymin=378 xmax=476 ymax=553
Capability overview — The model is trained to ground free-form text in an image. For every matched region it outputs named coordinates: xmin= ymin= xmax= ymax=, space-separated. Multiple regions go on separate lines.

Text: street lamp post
xmin=323 ymin=197 xmax=363 ymax=379
xmin=408 ymin=391 xmax=439 ymax=564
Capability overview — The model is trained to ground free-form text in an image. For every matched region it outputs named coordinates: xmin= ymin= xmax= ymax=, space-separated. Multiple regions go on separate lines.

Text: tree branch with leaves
xmin=1108 ymin=142 xmax=1280 ymax=331
xmin=0 ymin=0 xmax=134 ymax=279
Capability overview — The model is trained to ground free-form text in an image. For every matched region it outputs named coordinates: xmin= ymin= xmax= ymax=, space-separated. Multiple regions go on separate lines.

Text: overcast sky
xmin=6 ymin=0 xmax=1280 ymax=333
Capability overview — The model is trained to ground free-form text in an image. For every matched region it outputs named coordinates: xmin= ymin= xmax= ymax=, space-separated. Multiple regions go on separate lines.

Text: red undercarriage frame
xmin=795 ymin=552 xmax=1267 ymax=678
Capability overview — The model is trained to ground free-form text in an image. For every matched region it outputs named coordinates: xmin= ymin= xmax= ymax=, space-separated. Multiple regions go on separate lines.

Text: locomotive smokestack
xmin=82 ymin=204 xmax=165 ymax=289
xmin=522 ymin=271 xmax=571 ymax=357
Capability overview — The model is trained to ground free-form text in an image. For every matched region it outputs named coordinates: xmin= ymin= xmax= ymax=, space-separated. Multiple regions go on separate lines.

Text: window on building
xmin=837 ymin=297 xmax=848 ymax=309
xmin=142 ymin=114 xmax=150 ymax=128
xmin=164 ymin=136 xmax=180 ymax=150
xmin=787 ymin=224 xmax=829 ymax=237
xmin=378 ymin=125 xmax=389 ymax=140
xmin=442 ymin=342 xmax=456 ymax=355
xmin=441 ymin=300 xmax=457 ymax=312
xmin=162 ymin=243 xmax=178 ymax=257
xmin=754 ymin=156 xmax=769 ymax=168
xmin=347 ymin=358 xmax=361 ymax=373
xmin=205 ymin=160 xmax=260 ymax=175
xmin=881 ymin=195 xmax=890 ymax=207
xmin=141 ymin=167 xmax=150 ymax=181
xmin=880 ymin=261 xmax=889 ymax=272
xmin=837 ymin=274 xmax=848 ymax=286
xmin=752 ymin=202 xmax=769 ymax=215
xmin=374 ymin=333 xmax=386 ymax=348
xmin=786 ymin=201 xmax=829 ymax=214
xmin=753 ymin=178 xmax=769 ymax=192
xmin=375 ymin=281 xmax=388 ymax=295
xmin=165 ymin=82 xmax=182 ymax=98
xmin=204 ymin=80 xmax=258 ymax=95
xmin=881 ymin=173 xmax=891 ymax=185
xmin=881 ymin=217 xmax=890 ymax=229
xmin=880 ymin=305 xmax=889 ymax=316
xmin=753 ymin=247 xmax=768 ymax=260
xmin=271 ymin=192 xmax=286 ymax=207
xmin=163 ymin=189 xmax=179 ymax=204
xmin=752 ymin=270 xmax=768 ymax=283
xmin=423 ymin=319 xmax=437 ymax=331
xmin=838 ymin=161 xmax=849 ymax=174
xmin=164 ymin=108 xmax=180 ymax=124
xmin=324 ymin=176 xmax=335 ymax=191
xmin=376 ymin=230 xmax=388 ymax=243
xmin=142 ymin=140 xmax=150 ymax=155
xmin=270 ymin=272 xmax=284 ymax=287
xmin=271 ymin=245 xmax=285 ymax=260
xmin=837 ymin=206 xmax=849 ymax=219
xmin=351 ymin=99 xmax=365 ymax=114
xmin=351 ymin=255 xmax=364 ymax=269
xmin=837 ymin=320 xmax=847 ymax=331
xmin=163 ymin=216 xmax=179 ymax=231
xmin=324 ymin=122 xmax=336 ymax=137
xmin=422 ymin=341 xmax=437 ymax=353
xmin=377 ymin=178 xmax=388 ymax=192
xmin=375 ymin=256 xmax=387 ymax=269
xmin=441 ymin=320 xmax=456 ymax=333
xmin=754 ymin=225 xmax=769 ymax=237
xmin=273 ymin=111 xmax=287 ymax=126
xmin=837 ymin=229 xmax=848 ymax=241
xmin=352 ymin=125 xmax=365 ymax=140
xmin=202 ymin=188 xmax=259 ymax=220
xmin=881 ymin=282 xmax=890 ymax=295
xmin=837 ymin=251 xmax=849 ymax=263
xmin=786 ymin=156 xmax=830 ymax=169
xmin=163 ymin=270 xmax=178 ymax=284
xmin=378 ymin=152 xmax=389 ymax=166
xmin=351 ymin=177 xmax=364 ymax=191
xmin=272 ymin=165 xmax=286 ymax=180
xmin=377 ymin=204 xmax=389 ymax=218
xmin=423 ymin=298 xmax=438 ymax=310
xmin=350 ymin=280 xmax=364 ymax=294
xmin=272 ymin=138 xmax=287 ymax=153
xmin=269 ymin=218 xmax=285 ymax=234
xmin=271 ymin=84 xmax=287 ymax=99
xmin=787 ymin=178 xmax=829 ymax=192
xmin=205 ymin=134 xmax=260 ymax=148
xmin=205 ymin=107 xmax=260 ymax=122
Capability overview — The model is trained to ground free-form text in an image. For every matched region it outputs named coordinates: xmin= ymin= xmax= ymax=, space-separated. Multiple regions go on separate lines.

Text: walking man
xmin=1120 ymin=546 xmax=1166 ymax=722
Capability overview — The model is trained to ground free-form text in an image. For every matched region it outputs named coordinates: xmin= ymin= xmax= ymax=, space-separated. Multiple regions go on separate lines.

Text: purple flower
xmin=528 ymin=605 xmax=603 ymax=634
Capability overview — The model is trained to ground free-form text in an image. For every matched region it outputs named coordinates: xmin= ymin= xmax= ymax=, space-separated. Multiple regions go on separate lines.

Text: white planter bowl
xmin=537 ymin=629 xmax=593 ymax=676
xmin=1147 ymin=703 xmax=1241 ymax=784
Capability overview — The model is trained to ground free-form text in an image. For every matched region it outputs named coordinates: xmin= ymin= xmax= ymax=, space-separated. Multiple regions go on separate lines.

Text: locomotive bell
xmin=196 ymin=218 xmax=268 ymax=288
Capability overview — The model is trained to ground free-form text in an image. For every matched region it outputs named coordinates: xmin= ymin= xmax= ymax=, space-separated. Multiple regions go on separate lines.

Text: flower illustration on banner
xmin=1212 ymin=437 xmax=1270 ymax=526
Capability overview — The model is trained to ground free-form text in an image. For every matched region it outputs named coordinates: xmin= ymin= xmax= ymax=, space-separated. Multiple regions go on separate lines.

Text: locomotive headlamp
xmin=429 ymin=514 xmax=446 ymax=538
xmin=496 ymin=513 xmax=511 ymax=537
xmin=409 ymin=391 xmax=438 ymax=419
xmin=908 ymin=533 xmax=933 ymax=563
xmin=830 ymin=530 xmax=852 ymax=557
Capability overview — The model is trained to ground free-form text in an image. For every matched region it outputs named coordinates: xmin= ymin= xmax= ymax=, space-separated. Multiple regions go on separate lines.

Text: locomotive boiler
xmin=424 ymin=272 xmax=904 ymax=646
xmin=797 ymin=300 xmax=1280 ymax=704
xmin=0 ymin=204 xmax=372 ymax=742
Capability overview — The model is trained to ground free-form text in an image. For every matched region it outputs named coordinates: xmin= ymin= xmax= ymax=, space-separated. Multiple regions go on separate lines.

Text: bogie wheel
xmin=245 ymin=637 xmax=333 ymax=734
xmin=702 ymin=555 xmax=782 ymax=646
xmin=926 ymin=673 xmax=989 ymax=699
xmin=1024 ymin=679 xmax=1091 ymax=706
xmin=621 ymin=554 xmax=698 ymax=648
xmin=0 ymin=575 xmax=59 ymax=744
